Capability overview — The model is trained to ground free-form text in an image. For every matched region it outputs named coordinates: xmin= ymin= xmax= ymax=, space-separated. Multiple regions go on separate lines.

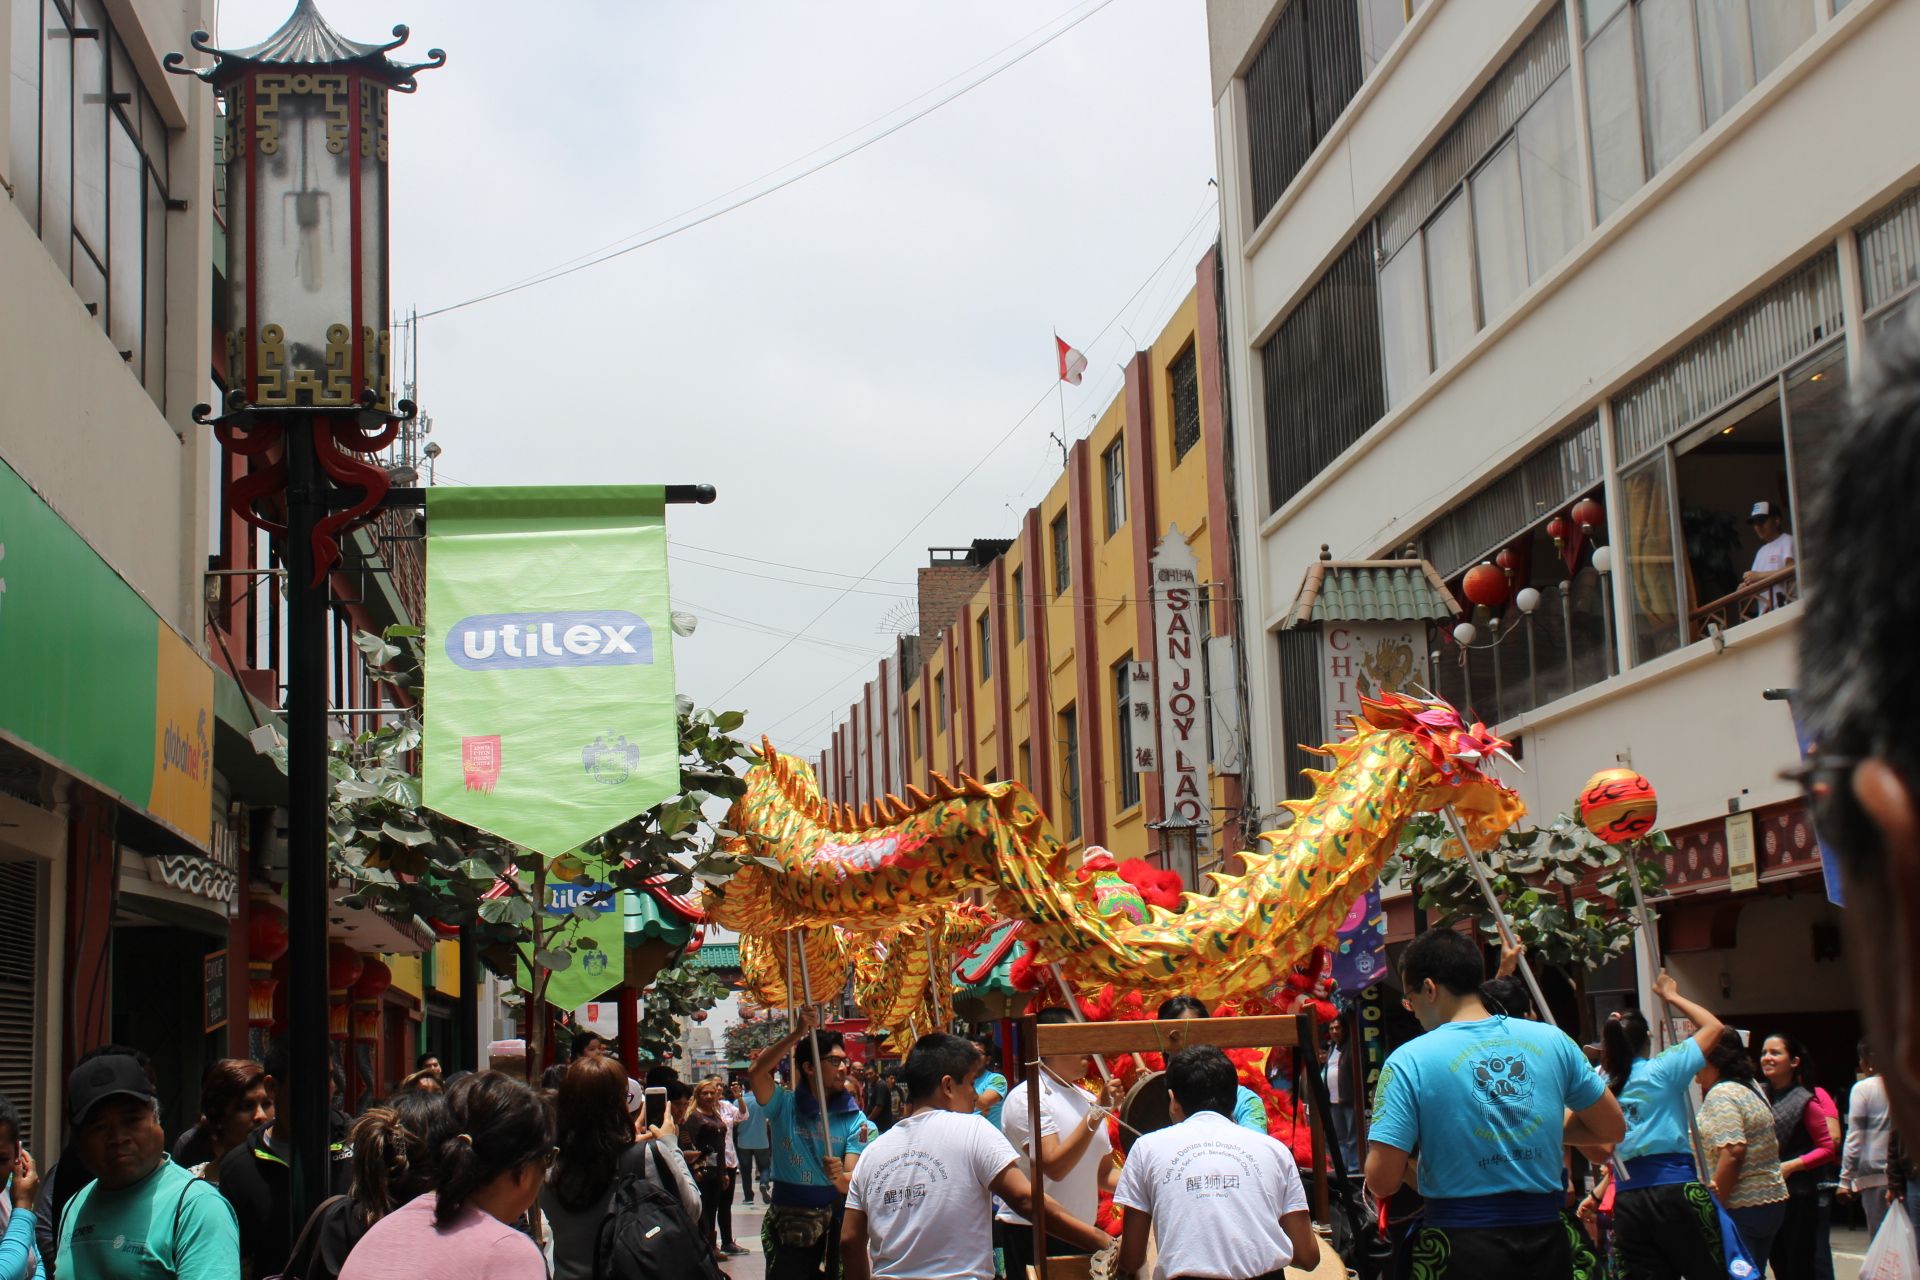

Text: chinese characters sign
xmin=1152 ymin=528 xmax=1205 ymax=826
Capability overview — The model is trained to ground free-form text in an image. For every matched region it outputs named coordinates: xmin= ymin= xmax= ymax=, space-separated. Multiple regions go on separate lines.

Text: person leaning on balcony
xmin=1743 ymin=500 xmax=1796 ymax=612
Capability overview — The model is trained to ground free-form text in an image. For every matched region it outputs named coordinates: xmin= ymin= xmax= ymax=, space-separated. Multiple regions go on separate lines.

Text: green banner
xmin=519 ymin=868 xmax=631 ymax=1014
xmin=423 ymin=487 xmax=680 ymax=854
xmin=0 ymin=458 xmax=213 ymax=846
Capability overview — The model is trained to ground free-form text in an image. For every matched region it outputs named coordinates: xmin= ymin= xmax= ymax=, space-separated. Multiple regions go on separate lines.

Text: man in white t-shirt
xmin=999 ymin=1009 xmax=1118 ymax=1278
xmin=1744 ymin=500 xmax=1796 ymax=612
xmin=841 ymin=1032 xmax=1111 ymax=1280
xmin=1115 ymin=1045 xmax=1319 ymax=1280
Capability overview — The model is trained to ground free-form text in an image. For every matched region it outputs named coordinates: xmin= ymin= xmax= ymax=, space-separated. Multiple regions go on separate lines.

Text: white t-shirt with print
xmin=1113 ymin=1109 xmax=1309 ymax=1280
xmin=845 ymin=1109 xmax=1019 ymax=1280
xmin=1752 ymin=533 xmax=1795 ymax=611
xmin=997 ymin=1074 xmax=1112 ymax=1226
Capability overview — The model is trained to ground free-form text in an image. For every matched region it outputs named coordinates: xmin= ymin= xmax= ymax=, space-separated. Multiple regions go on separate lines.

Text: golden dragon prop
xmin=710 ymin=693 xmax=1527 ymax=1027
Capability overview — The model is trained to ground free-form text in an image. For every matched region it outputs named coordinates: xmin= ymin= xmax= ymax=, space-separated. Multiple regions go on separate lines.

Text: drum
xmin=1118 ymin=1069 xmax=1174 ymax=1153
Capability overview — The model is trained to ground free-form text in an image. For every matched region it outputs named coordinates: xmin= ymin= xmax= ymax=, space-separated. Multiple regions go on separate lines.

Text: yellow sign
xmin=1726 ymin=811 xmax=1758 ymax=893
xmin=148 ymin=621 xmax=214 ymax=847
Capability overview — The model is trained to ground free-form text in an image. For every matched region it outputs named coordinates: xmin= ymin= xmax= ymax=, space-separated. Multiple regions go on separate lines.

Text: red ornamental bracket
xmin=216 ymin=419 xmax=396 ymax=588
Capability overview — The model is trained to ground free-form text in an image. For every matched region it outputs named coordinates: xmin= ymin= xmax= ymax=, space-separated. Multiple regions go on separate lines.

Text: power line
xmin=413 ymin=0 xmax=1122 ymax=322
xmin=671 ymin=540 xmax=922 ymax=587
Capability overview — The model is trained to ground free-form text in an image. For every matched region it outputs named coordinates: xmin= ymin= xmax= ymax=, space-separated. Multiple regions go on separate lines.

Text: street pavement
xmin=720 ymin=1198 xmax=767 ymax=1280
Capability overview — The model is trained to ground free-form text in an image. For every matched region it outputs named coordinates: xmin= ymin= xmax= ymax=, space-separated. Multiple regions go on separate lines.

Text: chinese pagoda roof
xmin=167 ymin=0 xmax=443 ymax=90
xmin=1283 ymin=548 xmax=1461 ymax=629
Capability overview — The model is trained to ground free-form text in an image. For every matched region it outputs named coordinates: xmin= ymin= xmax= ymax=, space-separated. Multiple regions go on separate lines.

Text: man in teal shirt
xmin=1364 ymin=929 xmax=1623 ymax=1280
xmin=54 ymin=1055 xmax=239 ymax=1280
xmin=1155 ymin=997 xmax=1270 ymax=1135
xmin=750 ymin=1009 xmax=876 ymax=1279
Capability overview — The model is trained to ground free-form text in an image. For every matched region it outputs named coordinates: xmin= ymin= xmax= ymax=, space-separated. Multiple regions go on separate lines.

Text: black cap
xmin=68 ymin=1054 xmax=156 ymax=1126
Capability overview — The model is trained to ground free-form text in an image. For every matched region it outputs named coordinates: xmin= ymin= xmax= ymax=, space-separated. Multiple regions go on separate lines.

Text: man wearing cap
xmin=1743 ymin=500 xmax=1796 ymax=612
xmin=54 ymin=1054 xmax=239 ymax=1280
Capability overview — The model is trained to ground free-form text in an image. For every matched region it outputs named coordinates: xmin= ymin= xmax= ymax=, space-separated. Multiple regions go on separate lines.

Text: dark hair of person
xmin=1479 ymin=977 xmax=1533 ymax=1020
xmin=1035 ymin=1007 xmax=1078 ymax=1026
xmin=1602 ymin=1011 xmax=1652 ymax=1097
xmin=1798 ymin=318 xmax=1920 ymax=877
xmin=969 ymin=1032 xmax=998 ymax=1062
xmin=416 ymin=1053 xmax=439 ymax=1071
xmin=540 ymin=1064 xmax=568 ymax=1091
xmin=903 ymin=1034 xmax=980 ymax=1102
xmin=570 ymin=1031 xmax=603 ymax=1060
xmin=262 ymin=1042 xmax=291 ymax=1083
xmin=1401 ymin=928 xmax=1484 ymax=997
xmin=643 ymin=1065 xmax=679 ymax=1088
xmin=434 ymin=1071 xmax=554 ymax=1227
xmin=1157 ymin=995 xmax=1210 ymax=1020
xmin=549 ymin=1056 xmax=631 ymax=1213
xmin=199 ymin=1058 xmax=267 ymax=1130
xmin=1859 ymin=1037 xmax=1873 ymax=1068
xmin=795 ymin=1031 xmax=847 ymax=1092
xmin=1762 ymin=1033 xmax=1816 ymax=1094
xmin=1703 ymin=1028 xmax=1761 ymax=1085
xmin=350 ymin=1089 xmax=455 ymax=1225
xmin=0 ymin=1092 xmax=19 ymax=1146
xmin=1167 ymin=1045 xmax=1239 ymax=1119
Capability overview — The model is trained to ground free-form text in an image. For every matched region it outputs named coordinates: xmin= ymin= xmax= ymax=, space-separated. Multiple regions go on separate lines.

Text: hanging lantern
xmin=1462 ymin=562 xmax=1509 ymax=610
xmin=349 ymin=956 xmax=392 ymax=1001
xmin=249 ymin=900 xmax=291 ymax=964
xmin=1494 ymin=546 xmax=1521 ymax=579
xmin=1577 ymin=768 xmax=1659 ymax=842
xmin=1547 ymin=516 xmax=1571 ymax=552
xmin=1571 ymin=497 xmax=1606 ymax=533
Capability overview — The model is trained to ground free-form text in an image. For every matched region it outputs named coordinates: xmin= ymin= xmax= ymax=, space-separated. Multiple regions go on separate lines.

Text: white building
xmin=1207 ymin=0 xmax=1913 ymax=1082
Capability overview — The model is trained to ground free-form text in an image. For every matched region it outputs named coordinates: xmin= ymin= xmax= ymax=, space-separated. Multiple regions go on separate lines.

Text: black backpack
xmin=592 ymin=1156 xmax=725 ymax=1280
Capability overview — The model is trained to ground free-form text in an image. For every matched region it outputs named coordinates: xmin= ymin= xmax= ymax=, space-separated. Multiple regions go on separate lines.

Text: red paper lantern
xmin=692 ymin=1010 xmax=708 ymax=1023
xmin=1462 ymin=562 xmax=1509 ymax=610
xmin=1577 ymin=768 xmax=1659 ymax=842
xmin=1571 ymin=497 xmax=1606 ymax=532
xmin=1547 ymin=516 xmax=1571 ymax=549
xmin=350 ymin=957 xmax=393 ymax=1000
xmin=328 ymin=943 xmax=366 ymax=993
xmin=249 ymin=900 xmax=290 ymax=965
xmin=1494 ymin=547 xmax=1521 ymax=575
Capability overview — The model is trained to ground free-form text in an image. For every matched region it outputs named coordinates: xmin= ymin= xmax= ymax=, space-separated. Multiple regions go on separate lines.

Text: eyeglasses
xmin=824 ymin=1055 xmax=850 ymax=1065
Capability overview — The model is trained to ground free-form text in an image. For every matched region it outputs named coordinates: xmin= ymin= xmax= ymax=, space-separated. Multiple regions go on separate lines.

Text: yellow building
xmin=820 ymin=253 xmax=1247 ymax=879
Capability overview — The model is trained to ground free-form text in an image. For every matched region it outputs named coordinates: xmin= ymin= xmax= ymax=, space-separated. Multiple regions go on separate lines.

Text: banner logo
xmin=582 ymin=734 xmax=641 ymax=786
xmin=463 ymin=735 xmax=503 ymax=791
xmin=447 ymin=610 xmax=655 ymax=671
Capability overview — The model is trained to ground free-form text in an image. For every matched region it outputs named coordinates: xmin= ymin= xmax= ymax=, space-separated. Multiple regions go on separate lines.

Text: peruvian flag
xmin=1056 ymin=334 xmax=1087 ymax=385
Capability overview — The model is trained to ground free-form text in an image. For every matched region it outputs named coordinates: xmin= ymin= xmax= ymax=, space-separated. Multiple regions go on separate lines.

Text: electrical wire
xmin=413 ymin=0 xmax=1122 ymax=321
xmin=670 ymin=540 xmax=921 ymax=587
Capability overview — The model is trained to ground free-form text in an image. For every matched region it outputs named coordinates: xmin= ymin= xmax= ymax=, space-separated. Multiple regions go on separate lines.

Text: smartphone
xmin=644 ymin=1086 xmax=668 ymax=1128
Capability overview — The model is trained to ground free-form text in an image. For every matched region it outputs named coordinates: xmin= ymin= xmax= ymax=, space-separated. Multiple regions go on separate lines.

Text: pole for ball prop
xmin=1046 ymin=962 xmax=1120 ymax=1089
xmin=1442 ymin=807 xmax=1556 ymax=1029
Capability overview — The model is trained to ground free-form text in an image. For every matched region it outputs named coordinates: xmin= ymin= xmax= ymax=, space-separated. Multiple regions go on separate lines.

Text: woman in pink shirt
xmin=339 ymin=1072 xmax=553 ymax=1280
xmin=1760 ymin=1034 xmax=1839 ymax=1280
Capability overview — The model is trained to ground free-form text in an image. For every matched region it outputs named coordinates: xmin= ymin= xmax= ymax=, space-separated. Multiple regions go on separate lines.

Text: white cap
xmin=1750 ymin=500 xmax=1778 ymax=521
xmin=626 ymin=1078 xmax=644 ymax=1115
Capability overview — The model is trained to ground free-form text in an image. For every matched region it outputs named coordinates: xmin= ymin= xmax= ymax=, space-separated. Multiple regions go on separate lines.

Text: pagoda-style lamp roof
xmin=1282 ymin=545 xmax=1461 ymax=629
xmin=165 ymin=0 xmax=444 ymax=90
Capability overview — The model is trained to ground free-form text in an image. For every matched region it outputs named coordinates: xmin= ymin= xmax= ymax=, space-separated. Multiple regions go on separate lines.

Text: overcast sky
xmin=221 ymin=0 xmax=1220 ymax=759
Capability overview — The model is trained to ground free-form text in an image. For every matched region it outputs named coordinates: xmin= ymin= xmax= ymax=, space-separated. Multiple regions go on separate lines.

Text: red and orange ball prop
xmin=1578 ymin=768 xmax=1658 ymax=842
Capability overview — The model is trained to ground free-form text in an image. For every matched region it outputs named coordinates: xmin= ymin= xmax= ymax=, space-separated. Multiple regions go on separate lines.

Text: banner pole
xmin=795 ymin=934 xmax=835 ymax=1157
xmin=1441 ymin=807 xmax=1555 ymax=1028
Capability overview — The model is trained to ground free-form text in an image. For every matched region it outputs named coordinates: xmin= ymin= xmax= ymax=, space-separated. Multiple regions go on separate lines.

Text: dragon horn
xmin=883 ymin=793 xmax=908 ymax=821
xmin=857 ymin=802 xmax=874 ymax=828
xmin=904 ymin=784 xmax=934 ymax=807
xmin=960 ymin=773 xmax=992 ymax=796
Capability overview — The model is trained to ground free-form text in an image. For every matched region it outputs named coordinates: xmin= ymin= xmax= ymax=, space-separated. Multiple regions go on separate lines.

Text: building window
xmin=910 ymin=702 xmax=922 ymax=761
xmin=1011 ymin=567 xmax=1026 ymax=643
xmin=1169 ymin=343 xmax=1202 ymax=462
xmin=1018 ymin=740 xmax=1034 ymax=789
xmin=12 ymin=0 xmax=171 ymax=405
xmin=1613 ymin=250 xmax=1842 ymax=663
xmin=935 ymin=673 xmax=947 ymax=730
xmin=1584 ymin=0 xmax=1814 ymax=221
xmin=1103 ymin=437 xmax=1127 ymax=538
xmin=977 ymin=611 xmax=992 ymax=682
xmin=1058 ymin=705 xmax=1081 ymax=841
xmin=1358 ymin=0 xmax=1427 ymax=75
xmin=1262 ymin=235 xmax=1385 ymax=511
xmin=1857 ymin=183 xmax=1920 ymax=336
xmin=1242 ymin=0 xmax=1366 ymax=225
xmin=1113 ymin=658 xmax=1141 ymax=810
xmin=1052 ymin=511 xmax=1071 ymax=595
xmin=1376 ymin=13 xmax=1580 ymax=405
xmin=1275 ymin=630 xmax=1324 ymax=802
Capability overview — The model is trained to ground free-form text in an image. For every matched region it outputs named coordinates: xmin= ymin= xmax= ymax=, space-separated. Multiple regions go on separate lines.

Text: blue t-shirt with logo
xmin=1234 ymin=1085 xmax=1268 ymax=1134
xmin=763 ymin=1086 xmax=877 ymax=1207
xmin=1616 ymin=1039 xmax=1706 ymax=1163
xmin=976 ymin=1071 xmax=1009 ymax=1129
xmin=1370 ymin=1016 xmax=1606 ymax=1198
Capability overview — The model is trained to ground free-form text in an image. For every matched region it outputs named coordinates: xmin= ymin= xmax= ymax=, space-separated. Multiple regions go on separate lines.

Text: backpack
xmin=593 ymin=1158 xmax=725 ymax=1280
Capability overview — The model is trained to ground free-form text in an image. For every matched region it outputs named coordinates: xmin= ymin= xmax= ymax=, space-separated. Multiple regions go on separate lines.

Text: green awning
xmin=688 ymin=942 xmax=740 ymax=971
xmin=1284 ymin=556 xmax=1460 ymax=628
xmin=624 ymin=890 xmax=694 ymax=948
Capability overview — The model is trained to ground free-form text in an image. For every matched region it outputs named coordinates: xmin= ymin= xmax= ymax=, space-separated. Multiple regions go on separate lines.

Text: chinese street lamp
xmin=168 ymin=0 xmax=441 ymax=1228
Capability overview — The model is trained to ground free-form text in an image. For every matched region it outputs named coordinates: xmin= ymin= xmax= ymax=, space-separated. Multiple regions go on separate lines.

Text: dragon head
xmin=1359 ymin=691 xmax=1514 ymax=779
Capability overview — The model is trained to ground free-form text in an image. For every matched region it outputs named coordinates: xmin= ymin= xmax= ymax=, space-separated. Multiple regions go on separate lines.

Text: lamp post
xmin=168 ymin=0 xmax=442 ymax=1228
xmin=1592 ymin=545 xmax=1617 ymax=676
xmin=1447 ymin=585 xmax=1541 ymax=722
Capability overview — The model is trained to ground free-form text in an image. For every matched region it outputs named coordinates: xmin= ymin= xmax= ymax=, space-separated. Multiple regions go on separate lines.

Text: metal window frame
xmin=1051 ymin=511 xmax=1071 ymax=595
xmin=1112 ymin=655 xmax=1140 ymax=811
xmin=1103 ymin=436 xmax=1127 ymax=539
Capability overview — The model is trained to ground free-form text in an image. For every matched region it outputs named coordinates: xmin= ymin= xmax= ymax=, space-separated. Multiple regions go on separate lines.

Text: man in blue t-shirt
xmin=749 ymin=1007 xmax=877 ymax=1280
xmin=1364 ymin=929 xmax=1623 ymax=1279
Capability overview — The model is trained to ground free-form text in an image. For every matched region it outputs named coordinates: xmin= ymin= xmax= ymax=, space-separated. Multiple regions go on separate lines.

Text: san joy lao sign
xmin=1152 ymin=528 xmax=1206 ymax=829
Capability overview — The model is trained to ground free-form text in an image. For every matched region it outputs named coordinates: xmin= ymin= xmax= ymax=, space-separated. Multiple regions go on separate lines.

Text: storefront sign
xmin=1151 ymin=528 xmax=1205 ymax=826
xmin=1125 ymin=662 xmax=1157 ymax=771
xmin=0 ymin=458 xmax=214 ymax=847
xmin=204 ymin=949 xmax=229 ymax=1033
xmin=1319 ymin=622 xmax=1420 ymax=745
xmin=1725 ymin=811 xmax=1759 ymax=893
xmin=1204 ymin=636 xmax=1243 ymax=774
xmin=423 ymin=487 xmax=680 ymax=854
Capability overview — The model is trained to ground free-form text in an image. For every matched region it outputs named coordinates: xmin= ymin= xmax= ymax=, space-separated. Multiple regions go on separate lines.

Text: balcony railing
xmin=1689 ymin=567 xmax=1798 ymax=641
